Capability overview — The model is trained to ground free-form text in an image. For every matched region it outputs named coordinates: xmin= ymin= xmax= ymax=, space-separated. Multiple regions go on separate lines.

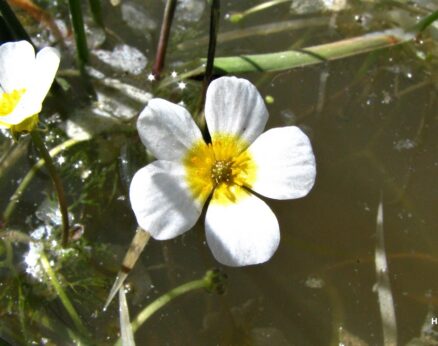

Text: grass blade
xmin=210 ymin=29 xmax=414 ymax=74
xmin=375 ymin=197 xmax=397 ymax=346
xmin=119 ymin=288 xmax=135 ymax=346
xmin=68 ymin=0 xmax=89 ymax=67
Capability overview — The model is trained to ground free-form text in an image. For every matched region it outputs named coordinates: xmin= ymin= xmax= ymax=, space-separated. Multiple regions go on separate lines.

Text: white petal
xmin=129 ymin=160 xmax=204 ymax=240
xmin=0 ymin=45 xmax=59 ymax=126
xmin=205 ymin=77 xmax=268 ymax=146
xmin=0 ymin=41 xmax=35 ymax=92
xmin=28 ymin=46 xmax=60 ymax=103
xmin=248 ymin=126 xmax=316 ymax=200
xmin=0 ymin=104 xmax=40 ymax=126
xmin=205 ymin=191 xmax=280 ymax=266
xmin=137 ymin=99 xmax=203 ymax=160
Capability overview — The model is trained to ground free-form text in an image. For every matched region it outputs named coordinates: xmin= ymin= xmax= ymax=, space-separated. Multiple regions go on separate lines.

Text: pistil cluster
xmin=211 ymin=160 xmax=233 ymax=186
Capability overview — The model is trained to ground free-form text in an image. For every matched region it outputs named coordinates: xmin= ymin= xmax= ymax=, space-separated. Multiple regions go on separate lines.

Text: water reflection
xmin=0 ymin=0 xmax=437 ymax=345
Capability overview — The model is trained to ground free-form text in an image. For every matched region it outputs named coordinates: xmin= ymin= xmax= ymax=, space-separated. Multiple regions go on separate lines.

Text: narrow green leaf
xmin=413 ymin=10 xmax=438 ymax=34
xmin=68 ymin=0 xmax=89 ymax=66
xmin=210 ymin=29 xmax=414 ymax=74
xmin=88 ymin=0 xmax=104 ymax=28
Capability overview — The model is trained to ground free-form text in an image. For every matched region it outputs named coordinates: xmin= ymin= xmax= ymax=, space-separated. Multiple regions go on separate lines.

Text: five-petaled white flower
xmin=0 ymin=40 xmax=60 ymax=134
xmin=130 ymin=77 xmax=316 ymax=266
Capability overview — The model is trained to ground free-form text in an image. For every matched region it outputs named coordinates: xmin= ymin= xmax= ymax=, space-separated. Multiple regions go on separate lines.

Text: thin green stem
xmin=30 ymin=131 xmax=70 ymax=247
xmin=115 ymin=272 xmax=214 ymax=345
xmin=39 ymin=251 xmax=89 ymax=337
xmin=68 ymin=0 xmax=89 ymax=68
xmin=198 ymin=0 xmax=220 ymax=138
xmin=413 ymin=10 xmax=438 ymax=34
xmin=3 ymin=138 xmax=82 ymax=225
xmin=0 ymin=239 xmax=13 ymax=270
xmin=88 ymin=0 xmax=104 ymax=28
xmin=203 ymin=0 xmax=220 ymax=94
xmin=18 ymin=284 xmax=30 ymax=344
xmin=131 ymin=278 xmax=207 ymax=332
xmin=152 ymin=0 xmax=177 ymax=78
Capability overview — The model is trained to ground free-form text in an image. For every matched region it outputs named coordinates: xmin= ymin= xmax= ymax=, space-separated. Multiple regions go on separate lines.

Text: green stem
xmin=18 ymin=284 xmax=30 ymax=344
xmin=0 ymin=0 xmax=33 ymax=42
xmin=152 ymin=0 xmax=177 ymax=78
xmin=0 ymin=238 xmax=13 ymax=270
xmin=131 ymin=278 xmax=207 ymax=332
xmin=39 ymin=251 xmax=89 ymax=337
xmin=413 ymin=10 xmax=438 ymax=34
xmin=88 ymin=0 xmax=104 ymax=28
xmin=68 ymin=0 xmax=89 ymax=68
xmin=3 ymin=138 xmax=82 ymax=225
xmin=198 ymin=0 xmax=220 ymax=137
xmin=203 ymin=0 xmax=220 ymax=91
xmin=115 ymin=272 xmax=213 ymax=345
xmin=30 ymin=131 xmax=70 ymax=247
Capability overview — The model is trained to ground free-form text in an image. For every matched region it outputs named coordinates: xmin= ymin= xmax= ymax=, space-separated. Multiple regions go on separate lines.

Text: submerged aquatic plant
xmin=0 ymin=40 xmax=59 ymax=136
xmin=130 ymin=76 xmax=316 ymax=266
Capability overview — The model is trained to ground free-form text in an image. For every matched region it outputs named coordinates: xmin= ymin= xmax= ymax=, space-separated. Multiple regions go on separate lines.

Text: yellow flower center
xmin=0 ymin=89 xmax=26 ymax=116
xmin=184 ymin=134 xmax=257 ymax=205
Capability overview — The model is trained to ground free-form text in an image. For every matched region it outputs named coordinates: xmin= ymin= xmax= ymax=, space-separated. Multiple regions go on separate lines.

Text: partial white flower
xmin=0 ymin=40 xmax=60 ymax=133
xmin=130 ymin=76 xmax=316 ymax=266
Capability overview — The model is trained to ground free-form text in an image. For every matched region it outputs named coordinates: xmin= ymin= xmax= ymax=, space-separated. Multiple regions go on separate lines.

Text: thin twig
xmin=152 ymin=0 xmax=177 ymax=79
xmin=104 ymin=228 xmax=151 ymax=311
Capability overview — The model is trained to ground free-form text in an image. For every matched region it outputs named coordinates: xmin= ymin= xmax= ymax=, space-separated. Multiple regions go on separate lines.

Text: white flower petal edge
xmin=205 ymin=77 xmax=268 ymax=147
xmin=130 ymin=160 xmax=204 ymax=240
xmin=248 ymin=126 xmax=316 ymax=200
xmin=29 ymin=46 xmax=60 ymax=105
xmin=137 ymin=99 xmax=203 ymax=161
xmin=205 ymin=191 xmax=280 ymax=266
xmin=0 ymin=41 xmax=34 ymax=92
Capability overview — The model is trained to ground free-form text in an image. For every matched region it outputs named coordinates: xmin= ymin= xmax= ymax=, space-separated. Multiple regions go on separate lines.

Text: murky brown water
xmin=1 ymin=0 xmax=437 ymax=345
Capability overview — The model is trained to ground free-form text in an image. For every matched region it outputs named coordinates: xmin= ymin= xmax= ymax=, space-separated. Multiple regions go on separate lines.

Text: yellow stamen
xmin=0 ymin=88 xmax=39 ymax=134
xmin=0 ymin=89 xmax=26 ymax=116
xmin=183 ymin=133 xmax=257 ymax=205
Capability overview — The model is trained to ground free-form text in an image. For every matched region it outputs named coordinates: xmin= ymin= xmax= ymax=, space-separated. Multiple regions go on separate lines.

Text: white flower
xmin=130 ymin=77 xmax=316 ymax=266
xmin=0 ymin=40 xmax=60 ymax=134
